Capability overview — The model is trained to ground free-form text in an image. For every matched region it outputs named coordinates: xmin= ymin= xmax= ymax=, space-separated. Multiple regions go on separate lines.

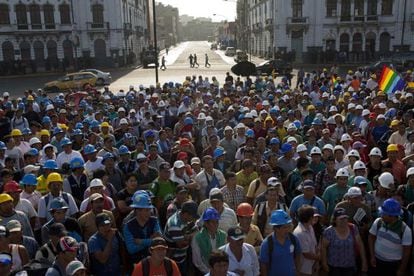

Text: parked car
xmin=220 ymin=44 xmax=227 ymax=50
xmin=142 ymin=50 xmax=157 ymax=68
xmin=211 ymin=43 xmax=218 ymax=50
xmin=225 ymin=47 xmax=236 ymax=57
xmin=234 ymin=50 xmax=248 ymax=63
xmin=256 ymin=59 xmax=292 ymax=76
xmin=79 ymin=69 xmax=111 ymax=85
xmin=44 ymin=72 xmax=97 ymax=93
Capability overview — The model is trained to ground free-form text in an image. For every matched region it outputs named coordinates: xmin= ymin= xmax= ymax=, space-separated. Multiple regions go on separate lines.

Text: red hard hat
xmin=236 ymin=203 xmax=254 ymax=217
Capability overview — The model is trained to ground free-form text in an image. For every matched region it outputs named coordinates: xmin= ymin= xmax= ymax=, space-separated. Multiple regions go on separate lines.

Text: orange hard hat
xmin=236 ymin=203 xmax=254 ymax=217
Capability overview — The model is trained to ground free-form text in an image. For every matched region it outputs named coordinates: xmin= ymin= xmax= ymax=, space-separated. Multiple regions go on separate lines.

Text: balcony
xmin=265 ymin=18 xmax=273 ymax=31
xmin=0 ymin=23 xmax=67 ymax=34
xmin=286 ymin=17 xmax=309 ymax=32
xmin=86 ymin=22 xmax=110 ymax=32
xmin=252 ymin=22 xmax=263 ymax=34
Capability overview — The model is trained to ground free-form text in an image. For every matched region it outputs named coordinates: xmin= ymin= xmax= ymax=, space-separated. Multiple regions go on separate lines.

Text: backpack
xmin=20 ymin=260 xmax=51 ymax=276
xmin=266 ymin=233 xmax=298 ymax=270
xmin=44 ymin=192 xmax=70 ymax=207
xmin=376 ymin=218 xmax=407 ymax=240
xmin=141 ymin=256 xmax=173 ymax=276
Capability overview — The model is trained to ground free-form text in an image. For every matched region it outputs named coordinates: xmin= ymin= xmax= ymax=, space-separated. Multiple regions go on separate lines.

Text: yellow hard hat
xmin=40 ymin=129 xmax=50 ymax=137
xmin=338 ymin=98 xmax=345 ymax=103
xmin=101 ymin=122 xmax=110 ymax=128
xmin=387 ymin=144 xmax=398 ymax=152
xmin=46 ymin=172 xmax=63 ymax=185
xmin=307 ymin=105 xmax=316 ymax=111
xmin=27 ymin=95 xmax=34 ymax=101
xmin=348 ymin=70 xmax=353 ymax=74
xmin=377 ymin=91 xmax=385 ymax=97
xmin=407 ymin=70 xmax=412 ymax=74
xmin=344 ymin=92 xmax=351 ymax=97
xmin=390 ymin=120 xmax=400 ymax=127
xmin=0 ymin=193 xmax=13 ymax=204
xmin=11 ymin=129 xmax=22 ymax=137
xmin=58 ymin=124 xmax=68 ymax=130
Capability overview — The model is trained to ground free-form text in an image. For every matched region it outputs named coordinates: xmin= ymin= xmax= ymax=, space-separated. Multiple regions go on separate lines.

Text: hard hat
xmin=46 ymin=172 xmax=63 ymax=185
xmin=334 ymin=145 xmax=345 ymax=153
xmin=353 ymin=160 xmax=366 ymax=170
xmin=354 ymin=176 xmax=368 ymax=185
xmin=213 ymin=147 xmax=226 ymax=159
xmin=0 ymin=142 xmax=6 ymax=150
xmin=296 ymin=144 xmax=307 ymax=153
xmin=387 ymin=144 xmax=398 ymax=152
xmin=336 ymin=168 xmax=350 ymax=178
xmin=70 ymin=157 xmax=84 ymax=169
xmin=43 ymin=160 xmax=58 ymax=170
xmin=236 ymin=203 xmax=254 ymax=217
xmin=22 ymin=128 xmax=32 ymax=135
xmin=118 ymin=145 xmax=130 ymax=155
xmin=40 ymin=129 xmax=50 ymax=137
xmin=19 ymin=174 xmax=37 ymax=186
xmin=60 ymin=138 xmax=72 ymax=146
xmin=29 ymin=137 xmax=41 ymax=146
xmin=340 ymin=134 xmax=352 ymax=142
xmin=42 ymin=116 xmax=51 ymax=124
xmin=310 ymin=147 xmax=322 ymax=155
xmin=281 ymin=143 xmax=293 ymax=154
xmin=269 ymin=137 xmax=280 ymax=145
xmin=347 ymin=150 xmax=360 ymax=159
xmin=378 ymin=198 xmax=402 ymax=217
xmin=101 ymin=122 xmax=110 ymax=128
xmin=75 ymin=123 xmax=84 ymax=130
xmin=269 ymin=210 xmax=292 ymax=226
xmin=347 ymin=187 xmax=362 ymax=198
xmin=369 ymin=147 xmax=382 ymax=157
xmin=130 ymin=190 xmax=153 ymax=209
xmin=83 ymin=144 xmax=97 ymax=155
xmin=0 ymin=193 xmax=13 ymax=204
xmin=72 ymin=129 xmax=83 ymax=136
xmin=48 ymin=197 xmax=69 ymax=211
xmin=407 ymin=167 xmax=414 ymax=178
xmin=246 ymin=129 xmax=255 ymax=138
xmin=378 ymin=172 xmax=394 ymax=189
xmin=10 ymin=129 xmax=22 ymax=137
xmin=390 ymin=120 xmax=400 ymax=127
xmin=323 ymin=144 xmax=334 ymax=151
xmin=202 ymin=207 xmax=220 ymax=221
xmin=53 ymin=127 xmax=64 ymax=135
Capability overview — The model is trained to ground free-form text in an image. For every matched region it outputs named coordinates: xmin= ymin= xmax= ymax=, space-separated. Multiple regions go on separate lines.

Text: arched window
xmin=379 ymin=32 xmax=391 ymax=53
xmin=0 ymin=4 xmax=10 ymax=25
xmin=339 ymin=33 xmax=350 ymax=52
xmin=2 ymin=41 xmax=14 ymax=62
xmin=29 ymin=4 xmax=41 ymax=29
xmin=59 ymin=4 xmax=71 ymax=24
xmin=91 ymin=4 xmax=104 ymax=28
xmin=43 ymin=4 xmax=55 ymax=29
xmin=16 ymin=4 xmax=28 ymax=29
xmin=352 ymin=33 xmax=362 ymax=52
xmin=33 ymin=41 xmax=45 ymax=66
xmin=20 ymin=41 xmax=31 ymax=62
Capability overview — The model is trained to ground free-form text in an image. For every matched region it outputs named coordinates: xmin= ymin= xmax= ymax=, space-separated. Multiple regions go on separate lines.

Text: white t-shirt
xmin=15 ymin=198 xmax=38 ymax=219
xmin=79 ymin=196 xmax=115 ymax=213
xmin=219 ymin=243 xmax=260 ymax=276
xmin=84 ymin=157 xmax=105 ymax=178
xmin=56 ymin=150 xmax=84 ymax=168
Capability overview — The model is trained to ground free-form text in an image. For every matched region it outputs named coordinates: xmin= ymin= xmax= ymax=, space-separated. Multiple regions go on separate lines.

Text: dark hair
xmin=296 ymin=157 xmax=309 ymax=169
xmin=202 ymin=155 xmax=213 ymax=163
xmin=297 ymin=205 xmax=315 ymax=223
xmin=208 ymin=250 xmax=229 ymax=267
xmin=0 ymin=169 xmax=13 ymax=178
xmin=225 ymin=171 xmax=236 ymax=180
xmin=125 ymin=173 xmax=137 ymax=181
xmin=325 ymin=156 xmax=335 ymax=162
xmin=93 ymin=169 xmax=107 ymax=179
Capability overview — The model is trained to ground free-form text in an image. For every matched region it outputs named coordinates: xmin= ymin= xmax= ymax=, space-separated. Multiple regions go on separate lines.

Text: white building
xmin=0 ymin=0 xmax=149 ymax=74
xmin=245 ymin=0 xmax=414 ymax=63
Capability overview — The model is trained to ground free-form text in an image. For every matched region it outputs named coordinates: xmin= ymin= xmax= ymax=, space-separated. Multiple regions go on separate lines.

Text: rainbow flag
xmin=331 ymin=76 xmax=338 ymax=88
xmin=379 ymin=66 xmax=406 ymax=94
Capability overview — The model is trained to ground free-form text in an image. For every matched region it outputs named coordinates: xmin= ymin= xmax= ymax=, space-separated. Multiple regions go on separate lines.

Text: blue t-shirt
xmin=88 ymin=232 xmax=121 ymax=275
xmin=259 ymin=232 xmax=302 ymax=276
xmin=290 ymin=194 xmax=326 ymax=217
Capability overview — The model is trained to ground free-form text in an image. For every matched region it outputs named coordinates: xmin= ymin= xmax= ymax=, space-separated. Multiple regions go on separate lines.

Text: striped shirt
xmin=369 ymin=218 xmax=412 ymax=261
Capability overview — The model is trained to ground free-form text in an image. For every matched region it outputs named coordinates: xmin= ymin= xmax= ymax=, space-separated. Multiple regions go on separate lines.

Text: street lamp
xmin=152 ymin=0 xmax=159 ymax=83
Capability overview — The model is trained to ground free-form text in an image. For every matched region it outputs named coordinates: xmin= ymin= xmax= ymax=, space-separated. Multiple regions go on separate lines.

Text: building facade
xmin=241 ymin=0 xmax=414 ymax=63
xmin=155 ymin=3 xmax=180 ymax=50
xmin=0 ymin=0 xmax=149 ymax=75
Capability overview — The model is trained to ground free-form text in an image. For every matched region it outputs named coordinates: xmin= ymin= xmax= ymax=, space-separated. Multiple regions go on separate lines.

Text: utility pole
xmin=401 ymin=0 xmax=407 ymax=50
xmin=152 ymin=0 xmax=159 ymax=83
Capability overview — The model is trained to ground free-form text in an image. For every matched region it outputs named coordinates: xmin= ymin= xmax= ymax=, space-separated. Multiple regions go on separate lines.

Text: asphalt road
xmin=0 ymin=41 xmax=293 ymax=96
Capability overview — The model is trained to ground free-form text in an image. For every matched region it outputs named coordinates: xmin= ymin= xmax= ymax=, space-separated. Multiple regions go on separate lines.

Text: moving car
xmin=234 ymin=50 xmax=248 ymax=63
xmin=225 ymin=47 xmax=236 ymax=57
xmin=79 ymin=69 xmax=111 ymax=85
xmin=142 ymin=49 xmax=158 ymax=68
xmin=256 ymin=59 xmax=292 ymax=76
xmin=44 ymin=72 xmax=97 ymax=93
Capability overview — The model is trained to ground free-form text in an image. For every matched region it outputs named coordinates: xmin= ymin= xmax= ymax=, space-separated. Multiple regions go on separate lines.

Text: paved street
xmin=0 ymin=41 xmax=298 ymax=97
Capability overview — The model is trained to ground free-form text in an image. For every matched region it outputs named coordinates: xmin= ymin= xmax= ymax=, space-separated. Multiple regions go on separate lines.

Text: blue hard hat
xmin=202 ymin=207 xmax=220 ymax=221
xmin=246 ymin=129 xmax=255 ymax=138
xmin=75 ymin=123 xmax=84 ymax=130
xmin=18 ymin=103 xmax=25 ymax=110
xmin=70 ymin=157 xmax=84 ymax=169
xmin=144 ymin=130 xmax=154 ymax=138
xmin=42 ymin=116 xmax=51 ymax=124
xmin=379 ymin=198 xmax=403 ymax=217
xmin=90 ymin=120 xmax=100 ymax=128
xmin=27 ymin=148 xmax=39 ymax=156
xmin=293 ymin=120 xmax=302 ymax=129
xmin=53 ymin=127 xmax=64 ymax=135
xmin=118 ymin=145 xmax=130 ymax=155
xmin=49 ymin=197 xmax=69 ymax=211
xmin=184 ymin=117 xmax=194 ymax=126
xmin=280 ymin=143 xmax=293 ymax=154
xmin=102 ymin=152 xmax=116 ymax=164
xmin=43 ymin=160 xmax=58 ymax=170
xmin=124 ymin=132 xmax=133 ymax=140
xmin=83 ymin=144 xmax=97 ymax=155
xmin=354 ymin=176 xmax=368 ymax=185
xmin=213 ymin=147 xmax=225 ymax=159
xmin=0 ymin=141 xmax=6 ymax=150
xmin=269 ymin=137 xmax=280 ymax=145
xmin=312 ymin=118 xmax=322 ymax=125
xmin=22 ymin=128 xmax=32 ymax=135
xmin=72 ymin=129 xmax=83 ymax=136
xmin=60 ymin=138 xmax=72 ymax=146
xmin=269 ymin=210 xmax=292 ymax=226
xmin=130 ymin=190 xmax=153 ymax=209
xmin=20 ymin=174 xmax=37 ymax=186
xmin=4 ymin=102 xmax=12 ymax=108
xmin=238 ymin=114 xmax=245 ymax=121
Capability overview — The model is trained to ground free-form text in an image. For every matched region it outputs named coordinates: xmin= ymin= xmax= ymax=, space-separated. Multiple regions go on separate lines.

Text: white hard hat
xmin=362 ymin=109 xmax=370 ymax=117
xmin=340 ymin=134 xmax=352 ymax=142
xmin=296 ymin=144 xmax=307 ymax=153
xmin=336 ymin=168 xmax=350 ymax=178
xmin=329 ymin=106 xmax=338 ymax=113
xmin=310 ymin=147 xmax=322 ymax=155
xmin=369 ymin=147 xmax=382 ymax=157
xmin=347 ymin=149 xmax=360 ymax=159
xmin=378 ymin=172 xmax=394 ymax=189
xmin=334 ymin=145 xmax=345 ymax=153
xmin=407 ymin=167 xmax=414 ymax=178
xmin=353 ymin=160 xmax=366 ymax=171
xmin=323 ymin=144 xmax=334 ymax=151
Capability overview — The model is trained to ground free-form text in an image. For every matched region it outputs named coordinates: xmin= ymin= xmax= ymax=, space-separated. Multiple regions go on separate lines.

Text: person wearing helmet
xmin=0 ymin=193 xmax=34 ymax=238
xmin=370 ymin=172 xmax=395 ymax=212
xmin=334 ymin=145 xmax=349 ymax=170
xmin=259 ymin=209 xmax=301 ymax=276
xmin=63 ymin=158 xmax=89 ymax=206
xmin=384 ymin=144 xmax=406 ymax=185
xmin=191 ymin=207 xmax=226 ymax=275
xmin=309 ymin=146 xmax=326 ymax=175
xmin=38 ymin=172 xmax=79 ymax=225
xmin=236 ymin=202 xmax=263 ymax=252
xmin=122 ymin=190 xmax=161 ymax=267
xmin=116 ymin=145 xmax=137 ymax=175
xmin=213 ymin=147 xmax=231 ymax=175
xmin=388 ymin=120 xmax=408 ymax=146
xmin=55 ymin=138 xmax=84 ymax=169
xmin=347 ymin=160 xmax=374 ymax=191
xmin=322 ymin=168 xmax=350 ymax=217
xmin=398 ymin=167 xmax=414 ymax=205
xmin=20 ymin=173 xmax=41 ymax=210
xmin=366 ymin=147 xmax=383 ymax=184
xmin=368 ymin=199 xmax=412 ymax=276
xmin=83 ymin=144 xmax=104 ymax=179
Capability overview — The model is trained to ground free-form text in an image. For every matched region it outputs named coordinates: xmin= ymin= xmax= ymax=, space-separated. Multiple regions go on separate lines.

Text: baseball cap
xmin=227 ymin=226 xmax=245 ymax=240
xmin=95 ymin=213 xmax=112 ymax=227
xmin=302 ymin=180 xmax=315 ymax=189
xmin=191 ymin=157 xmax=201 ymax=165
xmin=89 ymin=178 xmax=104 ymax=188
xmin=66 ymin=260 xmax=86 ymax=276
xmin=181 ymin=201 xmax=199 ymax=219
xmin=6 ymin=220 xmax=21 ymax=232
xmin=159 ymin=162 xmax=171 ymax=170
xmin=48 ymin=223 xmax=68 ymax=237
xmin=173 ymin=160 xmax=185 ymax=169
xmin=267 ymin=177 xmax=281 ymax=187
xmin=209 ymin=189 xmax=224 ymax=202
xmin=333 ymin=208 xmax=349 ymax=219
xmin=89 ymin=193 xmax=104 ymax=202
xmin=57 ymin=236 xmax=79 ymax=253
xmin=151 ymin=237 xmax=168 ymax=249
xmin=347 ymin=187 xmax=362 ymax=198
xmin=175 ymin=184 xmax=188 ymax=194
xmin=23 ymin=164 xmax=40 ymax=174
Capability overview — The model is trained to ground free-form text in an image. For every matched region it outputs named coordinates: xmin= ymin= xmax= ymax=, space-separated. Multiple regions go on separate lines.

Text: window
xmin=91 ymin=4 xmax=104 ymax=28
xmin=292 ymin=0 xmax=302 ymax=18
xmin=367 ymin=0 xmax=378 ymax=15
xmin=381 ymin=0 xmax=393 ymax=15
xmin=29 ymin=5 xmax=41 ymax=29
xmin=326 ymin=0 xmax=337 ymax=17
xmin=59 ymin=4 xmax=71 ymax=24
xmin=43 ymin=4 xmax=55 ymax=28
xmin=16 ymin=4 xmax=28 ymax=29
xmin=0 ymin=4 xmax=10 ymax=25
xmin=354 ymin=0 xmax=364 ymax=17
xmin=340 ymin=0 xmax=351 ymax=21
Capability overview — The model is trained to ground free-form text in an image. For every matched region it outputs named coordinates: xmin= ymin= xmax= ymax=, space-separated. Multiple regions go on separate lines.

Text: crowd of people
xmin=0 ymin=66 xmax=413 ymax=276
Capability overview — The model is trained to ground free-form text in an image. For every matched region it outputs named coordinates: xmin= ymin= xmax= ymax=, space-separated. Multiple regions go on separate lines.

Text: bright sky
xmin=157 ymin=0 xmax=237 ymax=22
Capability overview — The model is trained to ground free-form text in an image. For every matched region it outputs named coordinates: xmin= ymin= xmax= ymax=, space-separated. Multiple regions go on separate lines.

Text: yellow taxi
xmin=44 ymin=72 xmax=97 ymax=92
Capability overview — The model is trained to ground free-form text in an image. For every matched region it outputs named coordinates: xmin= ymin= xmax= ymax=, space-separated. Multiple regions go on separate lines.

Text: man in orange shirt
xmin=132 ymin=237 xmax=181 ymax=276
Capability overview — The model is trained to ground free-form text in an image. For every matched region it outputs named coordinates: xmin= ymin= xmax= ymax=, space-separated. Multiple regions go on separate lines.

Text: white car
xmin=79 ymin=69 xmax=111 ymax=85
